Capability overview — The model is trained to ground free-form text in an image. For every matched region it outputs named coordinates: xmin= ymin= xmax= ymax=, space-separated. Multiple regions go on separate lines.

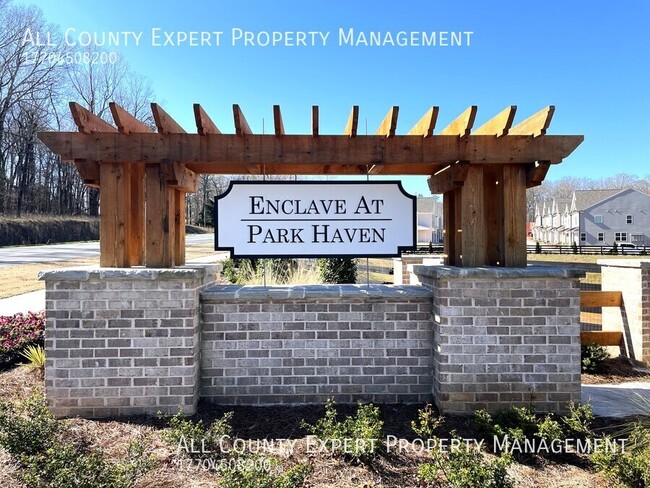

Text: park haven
xmin=32 ymin=99 xmax=623 ymax=421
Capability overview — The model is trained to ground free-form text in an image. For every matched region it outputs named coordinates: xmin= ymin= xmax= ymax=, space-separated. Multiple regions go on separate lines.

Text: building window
xmin=580 ymin=232 xmax=586 ymax=242
xmin=626 ymin=214 xmax=633 ymax=224
xmin=615 ymin=232 xmax=628 ymax=242
xmin=598 ymin=232 xmax=604 ymax=242
xmin=594 ymin=215 xmax=603 ymax=224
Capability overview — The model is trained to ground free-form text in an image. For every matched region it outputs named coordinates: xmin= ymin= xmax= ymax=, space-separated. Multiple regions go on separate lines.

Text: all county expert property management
xmin=23 ymin=27 xmax=474 ymax=48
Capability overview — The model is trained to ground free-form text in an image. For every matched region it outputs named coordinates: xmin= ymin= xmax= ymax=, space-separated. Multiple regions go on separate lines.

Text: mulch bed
xmin=581 ymin=356 xmax=650 ymax=384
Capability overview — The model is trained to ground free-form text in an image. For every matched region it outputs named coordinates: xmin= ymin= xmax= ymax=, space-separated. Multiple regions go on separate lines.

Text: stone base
xmin=39 ymin=265 xmax=217 ymax=418
xmin=413 ymin=265 xmax=584 ymax=414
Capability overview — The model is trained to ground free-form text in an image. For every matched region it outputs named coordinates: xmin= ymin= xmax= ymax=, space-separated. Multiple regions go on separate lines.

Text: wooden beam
xmin=375 ymin=106 xmax=399 ymax=137
xmin=439 ymin=106 xmax=477 ymax=137
xmin=344 ymin=105 xmax=359 ymax=137
xmin=526 ymin=161 xmax=552 ymax=188
xmin=407 ymin=106 xmax=439 ymax=137
xmin=509 ymin=105 xmax=555 ymax=137
xmin=130 ymin=164 xmax=145 ymax=266
xmin=472 ymin=105 xmax=517 ymax=137
xmin=151 ymin=103 xmax=186 ymax=134
xmin=109 ymin=102 xmax=152 ymax=134
xmin=69 ymin=102 xmax=117 ymax=134
xmin=145 ymin=164 xmax=175 ymax=267
xmin=174 ymin=190 xmax=185 ymax=266
xmin=443 ymin=189 xmax=461 ymax=266
xmin=233 ymin=104 xmax=252 ymax=135
xmin=312 ymin=106 xmax=319 ymax=137
xmin=581 ymin=331 xmax=623 ymax=347
xmin=427 ymin=162 xmax=470 ymax=193
xmin=162 ymin=161 xmax=199 ymax=193
xmin=502 ymin=164 xmax=527 ymax=267
xmin=193 ymin=104 xmax=221 ymax=135
xmin=273 ymin=105 xmax=285 ymax=137
xmin=99 ymin=163 xmax=131 ymax=267
xmin=74 ymin=160 xmax=100 ymax=187
xmin=38 ymin=133 xmax=585 ymax=171
xmin=581 ymin=291 xmax=623 ymax=308
xmin=460 ymin=165 xmax=486 ymax=266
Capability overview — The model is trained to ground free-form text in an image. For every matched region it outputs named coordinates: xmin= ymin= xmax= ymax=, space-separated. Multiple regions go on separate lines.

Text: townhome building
xmin=416 ymin=197 xmax=444 ymax=245
xmin=532 ymin=188 xmax=650 ymax=246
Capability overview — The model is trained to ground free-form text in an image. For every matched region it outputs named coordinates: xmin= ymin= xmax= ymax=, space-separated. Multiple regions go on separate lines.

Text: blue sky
xmin=17 ymin=0 xmax=650 ymax=195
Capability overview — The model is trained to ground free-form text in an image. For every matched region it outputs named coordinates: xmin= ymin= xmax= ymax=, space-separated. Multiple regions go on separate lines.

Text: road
xmin=0 ymin=234 xmax=215 ymax=266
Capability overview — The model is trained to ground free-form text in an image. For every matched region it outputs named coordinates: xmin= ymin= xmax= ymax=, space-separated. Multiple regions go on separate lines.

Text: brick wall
xmin=39 ymin=266 xmax=217 ymax=417
xmin=413 ymin=265 xmax=583 ymax=414
xmin=201 ymin=285 xmax=433 ymax=405
xmin=599 ymin=259 xmax=650 ymax=364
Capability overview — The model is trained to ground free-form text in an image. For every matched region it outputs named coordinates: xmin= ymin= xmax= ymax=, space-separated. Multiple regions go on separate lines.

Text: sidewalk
xmin=582 ymin=382 xmax=650 ymax=417
xmin=0 ymin=290 xmax=45 ymax=316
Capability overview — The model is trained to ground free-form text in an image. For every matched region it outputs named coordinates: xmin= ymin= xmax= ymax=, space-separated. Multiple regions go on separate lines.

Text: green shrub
xmin=21 ymin=344 xmax=46 ymax=371
xmin=222 ymin=258 xmax=256 ymax=284
xmin=591 ymin=424 xmax=650 ymax=488
xmin=0 ymin=391 xmax=60 ymax=457
xmin=19 ymin=440 xmax=155 ymax=488
xmin=317 ymin=258 xmax=357 ymax=284
xmin=536 ymin=415 xmax=564 ymax=443
xmin=411 ymin=403 xmax=443 ymax=440
xmin=581 ymin=343 xmax=610 ymax=373
xmin=418 ymin=439 xmax=513 ymax=488
xmin=562 ymin=402 xmax=594 ymax=438
xmin=475 ymin=406 xmax=538 ymax=447
xmin=219 ymin=456 xmax=311 ymax=488
xmin=301 ymin=399 xmax=383 ymax=463
xmin=161 ymin=409 xmax=233 ymax=459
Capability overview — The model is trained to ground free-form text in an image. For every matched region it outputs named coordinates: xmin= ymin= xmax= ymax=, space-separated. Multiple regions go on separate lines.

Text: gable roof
xmin=573 ymin=189 xmax=621 ymax=211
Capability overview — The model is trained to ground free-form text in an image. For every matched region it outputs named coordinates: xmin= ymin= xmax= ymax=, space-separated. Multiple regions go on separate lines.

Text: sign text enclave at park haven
xmin=214 ymin=181 xmax=416 ymax=258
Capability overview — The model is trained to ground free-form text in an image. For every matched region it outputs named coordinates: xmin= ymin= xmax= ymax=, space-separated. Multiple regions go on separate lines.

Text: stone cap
xmin=201 ymin=284 xmax=432 ymax=301
xmin=38 ymin=264 xmax=220 ymax=282
xmin=412 ymin=264 xmax=586 ymax=280
xmin=597 ymin=259 xmax=650 ymax=269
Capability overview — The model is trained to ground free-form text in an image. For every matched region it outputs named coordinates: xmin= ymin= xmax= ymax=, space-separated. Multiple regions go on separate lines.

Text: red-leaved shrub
xmin=0 ymin=311 xmax=45 ymax=370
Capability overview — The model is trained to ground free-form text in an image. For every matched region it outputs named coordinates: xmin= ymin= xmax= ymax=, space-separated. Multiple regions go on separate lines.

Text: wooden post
xmin=484 ymin=165 xmax=504 ymax=266
xmin=145 ymin=164 xmax=175 ymax=267
xmin=460 ymin=166 xmax=486 ymax=267
xmin=129 ymin=164 xmax=145 ymax=266
xmin=443 ymin=189 xmax=461 ymax=266
xmin=502 ymin=164 xmax=527 ymax=267
xmin=174 ymin=190 xmax=186 ymax=266
xmin=99 ymin=162 xmax=131 ymax=267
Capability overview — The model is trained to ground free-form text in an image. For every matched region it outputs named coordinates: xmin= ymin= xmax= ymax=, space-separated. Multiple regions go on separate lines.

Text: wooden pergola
xmin=38 ymin=103 xmax=583 ymax=268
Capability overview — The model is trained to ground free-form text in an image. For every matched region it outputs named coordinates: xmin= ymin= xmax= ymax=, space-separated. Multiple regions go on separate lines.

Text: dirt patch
xmin=582 ymin=356 xmax=650 ymax=384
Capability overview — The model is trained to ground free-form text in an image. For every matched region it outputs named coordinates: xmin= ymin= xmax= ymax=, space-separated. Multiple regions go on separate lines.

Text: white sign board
xmin=214 ymin=181 xmax=416 ymax=258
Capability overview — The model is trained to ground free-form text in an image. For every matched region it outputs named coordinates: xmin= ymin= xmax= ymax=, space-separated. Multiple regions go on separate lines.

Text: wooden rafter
xmin=233 ymin=104 xmax=252 ymax=135
xmin=408 ymin=106 xmax=439 ymax=137
xmin=472 ymin=105 xmax=517 ymax=137
xmin=69 ymin=102 xmax=117 ymax=134
xmin=193 ymin=104 xmax=221 ymax=135
xmin=439 ymin=106 xmax=477 ymax=136
xmin=376 ymin=106 xmax=399 ymax=137
xmin=151 ymin=103 xmax=186 ymax=134
xmin=344 ymin=105 xmax=359 ymax=137
xmin=312 ymin=106 xmax=319 ymax=137
xmin=273 ymin=105 xmax=285 ymax=137
xmin=162 ymin=161 xmax=198 ymax=193
xmin=109 ymin=102 xmax=152 ymax=134
xmin=509 ymin=105 xmax=555 ymax=137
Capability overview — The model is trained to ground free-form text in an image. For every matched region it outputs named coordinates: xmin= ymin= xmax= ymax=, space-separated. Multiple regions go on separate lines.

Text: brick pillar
xmin=413 ymin=265 xmax=584 ymax=414
xmin=599 ymin=259 xmax=650 ymax=365
xmin=39 ymin=265 xmax=217 ymax=418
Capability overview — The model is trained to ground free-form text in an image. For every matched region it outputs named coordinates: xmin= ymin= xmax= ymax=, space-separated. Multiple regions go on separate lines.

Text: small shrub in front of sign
xmin=317 ymin=258 xmax=357 ymax=284
xmin=581 ymin=343 xmax=610 ymax=373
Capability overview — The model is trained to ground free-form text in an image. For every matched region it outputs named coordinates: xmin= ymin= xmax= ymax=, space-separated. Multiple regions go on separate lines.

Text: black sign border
xmin=214 ymin=180 xmax=417 ymax=259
